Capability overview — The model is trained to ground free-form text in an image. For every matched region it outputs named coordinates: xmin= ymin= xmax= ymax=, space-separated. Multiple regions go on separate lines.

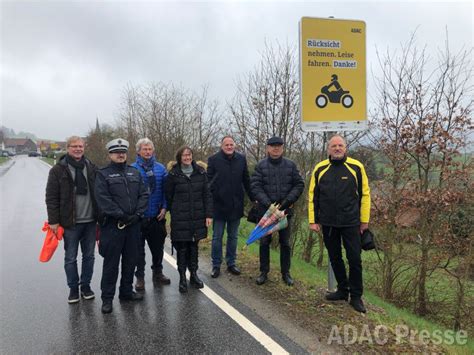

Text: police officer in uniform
xmin=95 ymin=138 xmax=149 ymax=314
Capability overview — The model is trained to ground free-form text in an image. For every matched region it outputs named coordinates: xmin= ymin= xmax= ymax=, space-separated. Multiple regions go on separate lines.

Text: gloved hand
xmin=279 ymin=199 xmax=290 ymax=210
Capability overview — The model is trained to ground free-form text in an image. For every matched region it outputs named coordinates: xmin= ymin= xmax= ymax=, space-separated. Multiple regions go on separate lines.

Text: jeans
xmin=211 ymin=218 xmax=240 ymax=268
xmin=63 ymin=222 xmax=96 ymax=289
xmin=322 ymin=225 xmax=363 ymax=297
xmin=135 ymin=218 xmax=167 ymax=278
xmin=259 ymin=222 xmax=291 ymax=274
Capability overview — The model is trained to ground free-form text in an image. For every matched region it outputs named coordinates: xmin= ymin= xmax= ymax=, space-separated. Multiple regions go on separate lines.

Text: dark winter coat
xmin=94 ymin=162 xmax=149 ymax=220
xmin=45 ymin=155 xmax=98 ymax=228
xmin=165 ymin=161 xmax=213 ymax=242
xmin=250 ymin=155 xmax=305 ymax=218
xmin=207 ymin=150 xmax=251 ymax=221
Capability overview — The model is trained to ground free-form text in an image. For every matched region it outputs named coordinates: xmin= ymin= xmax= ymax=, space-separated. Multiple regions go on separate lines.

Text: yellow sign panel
xmin=299 ymin=17 xmax=367 ymax=131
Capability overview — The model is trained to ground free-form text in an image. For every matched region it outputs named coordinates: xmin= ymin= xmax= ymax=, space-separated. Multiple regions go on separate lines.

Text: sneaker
xmin=256 ymin=273 xmax=268 ymax=285
xmin=119 ymin=291 xmax=144 ymax=301
xmin=68 ymin=288 xmax=80 ymax=304
xmin=325 ymin=289 xmax=349 ymax=301
xmin=80 ymin=285 xmax=95 ymax=300
xmin=349 ymin=297 xmax=367 ymax=313
xmin=135 ymin=277 xmax=145 ymax=291
xmin=101 ymin=300 xmax=113 ymax=314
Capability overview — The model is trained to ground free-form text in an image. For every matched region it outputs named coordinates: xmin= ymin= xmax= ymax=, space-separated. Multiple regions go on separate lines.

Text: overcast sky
xmin=1 ymin=0 xmax=472 ymax=141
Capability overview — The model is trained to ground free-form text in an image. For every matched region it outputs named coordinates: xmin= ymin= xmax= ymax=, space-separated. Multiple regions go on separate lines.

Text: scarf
xmin=137 ymin=155 xmax=156 ymax=193
xmin=180 ymin=163 xmax=193 ymax=178
xmin=66 ymin=155 xmax=87 ymax=195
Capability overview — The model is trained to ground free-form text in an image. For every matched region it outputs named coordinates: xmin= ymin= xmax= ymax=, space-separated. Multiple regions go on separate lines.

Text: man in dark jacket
xmin=95 ymin=138 xmax=149 ymax=314
xmin=132 ymin=138 xmax=170 ymax=290
xmin=308 ymin=134 xmax=371 ymax=313
xmin=207 ymin=136 xmax=251 ymax=278
xmin=45 ymin=136 xmax=98 ymax=303
xmin=250 ymin=136 xmax=305 ymax=286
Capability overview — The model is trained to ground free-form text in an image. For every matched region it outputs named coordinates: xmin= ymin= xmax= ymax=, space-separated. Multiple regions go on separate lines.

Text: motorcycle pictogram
xmin=315 ymin=74 xmax=354 ymax=109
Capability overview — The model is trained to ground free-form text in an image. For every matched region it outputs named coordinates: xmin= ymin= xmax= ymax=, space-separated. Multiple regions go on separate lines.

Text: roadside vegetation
xmin=82 ymin=32 xmax=472 ymax=352
xmin=0 ymin=157 xmax=9 ymax=165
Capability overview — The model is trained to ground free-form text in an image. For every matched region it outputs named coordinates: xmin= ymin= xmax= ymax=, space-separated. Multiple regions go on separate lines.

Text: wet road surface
xmin=0 ymin=156 xmax=307 ymax=354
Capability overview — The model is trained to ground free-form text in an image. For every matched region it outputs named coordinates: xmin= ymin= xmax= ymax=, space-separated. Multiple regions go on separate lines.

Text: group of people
xmin=45 ymin=133 xmax=370 ymax=314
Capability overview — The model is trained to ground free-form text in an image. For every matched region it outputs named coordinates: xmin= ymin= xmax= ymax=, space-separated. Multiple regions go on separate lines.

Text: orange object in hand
xmin=39 ymin=222 xmax=64 ymax=262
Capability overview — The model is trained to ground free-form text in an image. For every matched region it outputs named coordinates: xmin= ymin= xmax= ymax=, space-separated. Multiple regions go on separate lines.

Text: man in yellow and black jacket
xmin=308 ymin=135 xmax=370 ymax=313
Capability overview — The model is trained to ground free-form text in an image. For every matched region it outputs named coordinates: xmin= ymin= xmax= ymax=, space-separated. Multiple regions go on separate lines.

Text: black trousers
xmin=322 ymin=225 xmax=363 ymax=298
xmin=99 ymin=221 xmax=140 ymax=300
xmin=135 ymin=218 xmax=167 ymax=278
xmin=259 ymin=223 xmax=291 ymax=274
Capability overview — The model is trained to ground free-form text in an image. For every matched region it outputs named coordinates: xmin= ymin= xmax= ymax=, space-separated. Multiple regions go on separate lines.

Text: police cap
xmin=106 ymin=138 xmax=129 ymax=153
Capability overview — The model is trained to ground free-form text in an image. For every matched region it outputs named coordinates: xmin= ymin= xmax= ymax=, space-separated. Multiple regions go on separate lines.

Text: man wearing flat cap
xmin=94 ymin=138 xmax=149 ymax=314
xmin=250 ymin=136 xmax=304 ymax=286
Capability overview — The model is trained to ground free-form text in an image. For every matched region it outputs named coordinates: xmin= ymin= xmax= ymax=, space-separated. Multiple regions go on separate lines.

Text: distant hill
xmin=1 ymin=126 xmax=38 ymax=141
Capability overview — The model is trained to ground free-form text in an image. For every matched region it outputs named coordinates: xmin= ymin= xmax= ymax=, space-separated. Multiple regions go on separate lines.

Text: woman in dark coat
xmin=165 ymin=146 xmax=212 ymax=293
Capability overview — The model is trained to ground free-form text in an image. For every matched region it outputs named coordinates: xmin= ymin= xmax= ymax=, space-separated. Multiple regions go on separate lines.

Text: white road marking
xmin=163 ymin=252 xmax=289 ymax=355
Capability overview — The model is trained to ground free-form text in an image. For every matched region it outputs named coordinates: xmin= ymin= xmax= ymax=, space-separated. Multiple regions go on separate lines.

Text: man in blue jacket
xmin=207 ymin=136 xmax=252 ymax=278
xmin=132 ymin=138 xmax=170 ymax=290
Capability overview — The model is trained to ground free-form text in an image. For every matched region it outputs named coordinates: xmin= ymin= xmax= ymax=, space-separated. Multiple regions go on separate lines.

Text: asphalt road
xmin=0 ymin=156 xmax=307 ymax=354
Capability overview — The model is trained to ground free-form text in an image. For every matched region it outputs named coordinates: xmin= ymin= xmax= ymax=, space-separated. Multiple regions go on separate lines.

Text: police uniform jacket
xmin=94 ymin=162 xmax=149 ymax=220
xmin=308 ymin=156 xmax=370 ymax=227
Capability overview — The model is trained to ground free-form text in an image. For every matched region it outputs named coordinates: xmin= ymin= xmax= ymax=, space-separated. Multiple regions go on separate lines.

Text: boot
xmin=179 ymin=270 xmax=188 ymax=293
xmin=135 ymin=277 xmax=145 ymax=291
xmin=153 ymin=270 xmax=171 ymax=285
xmin=176 ymin=243 xmax=188 ymax=293
xmin=189 ymin=241 xmax=204 ymax=289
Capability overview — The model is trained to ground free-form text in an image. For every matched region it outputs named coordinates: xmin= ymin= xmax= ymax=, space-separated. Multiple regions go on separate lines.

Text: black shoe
xmin=179 ymin=275 xmax=188 ymax=293
xmin=101 ymin=300 xmax=113 ymax=314
xmin=227 ymin=265 xmax=241 ymax=275
xmin=325 ymin=289 xmax=349 ymax=301
xmin=282 ymin=273 xmax=294 ymax=286
xmin=190 ymin=271 xmax=204 ymax=289
xmin=211 ymin=267 xmax=220 ymax=278
xmin=68 ymin=288 xmax=80 ymax=304
xmin=350 ymin=297 xmax=367 ymax=313
xmin=256 ymin=273 xmax=267 ymax=285
xmin=119 ymin=292 xmax=144 ymax=301
xmin=80 ymin=285 xmax=95 ymax=300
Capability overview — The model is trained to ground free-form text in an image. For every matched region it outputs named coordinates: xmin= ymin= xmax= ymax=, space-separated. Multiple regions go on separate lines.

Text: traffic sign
xmin=299 ymin=17 xmax=367 ymax=131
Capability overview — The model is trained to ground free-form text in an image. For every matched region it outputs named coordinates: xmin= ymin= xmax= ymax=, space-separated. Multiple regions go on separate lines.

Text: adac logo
xmin=315 ymin=74 xmax=354 ymax=109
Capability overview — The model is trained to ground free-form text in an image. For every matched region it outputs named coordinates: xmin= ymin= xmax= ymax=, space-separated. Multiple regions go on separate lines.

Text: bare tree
xmin=371 ymin=32 xmax=473 ymax=326
xmin=116 ymin=82 xmax=223 ymax=164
